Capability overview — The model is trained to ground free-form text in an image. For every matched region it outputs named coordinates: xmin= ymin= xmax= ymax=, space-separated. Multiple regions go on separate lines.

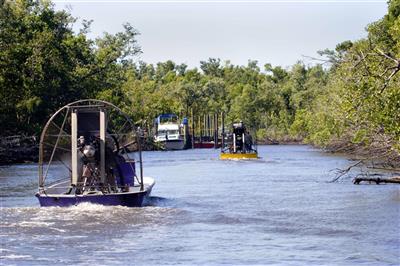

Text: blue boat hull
xmin=36 ymin=190 xmax=151 ymax=207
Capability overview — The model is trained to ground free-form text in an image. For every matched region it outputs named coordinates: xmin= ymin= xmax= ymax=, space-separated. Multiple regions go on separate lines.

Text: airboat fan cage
xmin=38 ymin=99 xmax=143 ymax=192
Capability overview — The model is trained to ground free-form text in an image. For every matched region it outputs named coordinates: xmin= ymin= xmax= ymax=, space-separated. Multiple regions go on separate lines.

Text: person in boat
xmin=226 ymin=133 xmax=234 ymax=153
xmin=244 ymin=131 xmax=253 ymax=152
xmin=232 ymin=122 xmax=245 ymax=153
xmin=228 ymin=142 xmax=234 ymax=153
xmin=76 ymin=135 xmax=119 ymax=193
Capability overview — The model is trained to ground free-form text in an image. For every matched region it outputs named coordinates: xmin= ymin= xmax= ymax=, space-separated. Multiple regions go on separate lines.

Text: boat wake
xmin=144 ymin=196 xmax=172 ymax=206
xmin=0 ymin=202 xmax=188 ymax=265
xmin=1 ymin=202 xmax=184 ymax=234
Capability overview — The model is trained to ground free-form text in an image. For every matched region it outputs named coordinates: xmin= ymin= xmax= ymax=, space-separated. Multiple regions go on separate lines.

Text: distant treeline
xmin=1 ymin=0 xmax=399 ymax=158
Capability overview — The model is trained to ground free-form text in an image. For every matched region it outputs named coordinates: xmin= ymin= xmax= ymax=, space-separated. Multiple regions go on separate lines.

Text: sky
xmin=54 ymin=0 xmax=388 ymax=69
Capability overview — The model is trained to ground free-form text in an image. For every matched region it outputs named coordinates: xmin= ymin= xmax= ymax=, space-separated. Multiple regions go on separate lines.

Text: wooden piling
xmin=214 ymin=113 xmax=218 ymax=149
xmin=190 ymin=109 xmax=194 ymax=149
xmin=221 ymin=111 xmax=225 ymax=150
xmin=200 ymin=115 xmax=203 ymax=144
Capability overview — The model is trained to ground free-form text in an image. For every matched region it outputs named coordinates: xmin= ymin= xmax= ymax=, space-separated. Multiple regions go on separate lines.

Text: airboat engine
xmin=69 ymin=107 xmax=109 ymax=192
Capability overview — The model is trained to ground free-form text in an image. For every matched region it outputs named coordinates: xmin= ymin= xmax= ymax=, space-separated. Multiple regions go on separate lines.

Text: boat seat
xmin=115 ymin=158 xmax=136 ymax=187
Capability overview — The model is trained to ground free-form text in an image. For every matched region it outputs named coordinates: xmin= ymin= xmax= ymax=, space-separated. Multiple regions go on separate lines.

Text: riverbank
xmin=324 ymin=137 xmax=400 ymax=169
xmin=2 ymin=134 xmax=399 ymax=170
xmin=258 ymin=137 xmax=303 ymax=145
xmin=0 ymin=136 xmax=38 ymax=165
xmin=259 ymin=135 xmax=400 ymax=169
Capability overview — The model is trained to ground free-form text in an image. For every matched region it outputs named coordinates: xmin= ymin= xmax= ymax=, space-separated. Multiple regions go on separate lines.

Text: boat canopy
xmin=155 ymin=114 xmax=179 ymax=124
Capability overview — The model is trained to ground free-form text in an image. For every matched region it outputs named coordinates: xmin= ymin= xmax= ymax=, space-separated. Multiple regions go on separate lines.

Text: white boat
xmin=154 ymin=114 xmax=185 ymax=150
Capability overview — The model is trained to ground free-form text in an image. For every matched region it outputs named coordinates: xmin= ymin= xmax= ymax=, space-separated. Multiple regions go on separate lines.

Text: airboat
xmin=36 ymin=99 xmax=155 ymax=207
xmin=220 ymin=122 xmax=258 ymax=160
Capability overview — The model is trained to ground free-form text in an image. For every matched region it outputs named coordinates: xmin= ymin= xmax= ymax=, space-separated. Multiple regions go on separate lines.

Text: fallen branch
xmin=353 ymin=176 xmax=400 ymax=185
xmin=329 ymin=160 xmax=363 ymax=182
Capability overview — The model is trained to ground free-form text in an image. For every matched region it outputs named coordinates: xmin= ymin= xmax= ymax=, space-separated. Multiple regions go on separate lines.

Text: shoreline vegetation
xmin=1 ymin=0 xmax=399 ymax=170
xmin=1 ymin=135 xmax=399 ymax=170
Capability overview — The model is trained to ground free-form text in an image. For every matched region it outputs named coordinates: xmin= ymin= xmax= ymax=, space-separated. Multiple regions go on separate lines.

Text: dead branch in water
xmin=329 ymin=160 xmax=363 ymax=183
xmin=353 ymin=176 xmax=400 ymax=185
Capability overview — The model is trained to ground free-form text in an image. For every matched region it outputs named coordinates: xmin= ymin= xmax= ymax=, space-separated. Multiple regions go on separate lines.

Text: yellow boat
xmin=220 ymin=152 xmax=258 ymax=160
xmin=220 ymin=121 xmax=258 ymax=160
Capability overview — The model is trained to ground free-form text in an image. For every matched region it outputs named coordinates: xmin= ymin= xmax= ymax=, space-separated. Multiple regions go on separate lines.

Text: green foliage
xmin=0 ymin=0 xmax=140 ymax=135
xmin=1 ymin=0 xmax=398 ymax=157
